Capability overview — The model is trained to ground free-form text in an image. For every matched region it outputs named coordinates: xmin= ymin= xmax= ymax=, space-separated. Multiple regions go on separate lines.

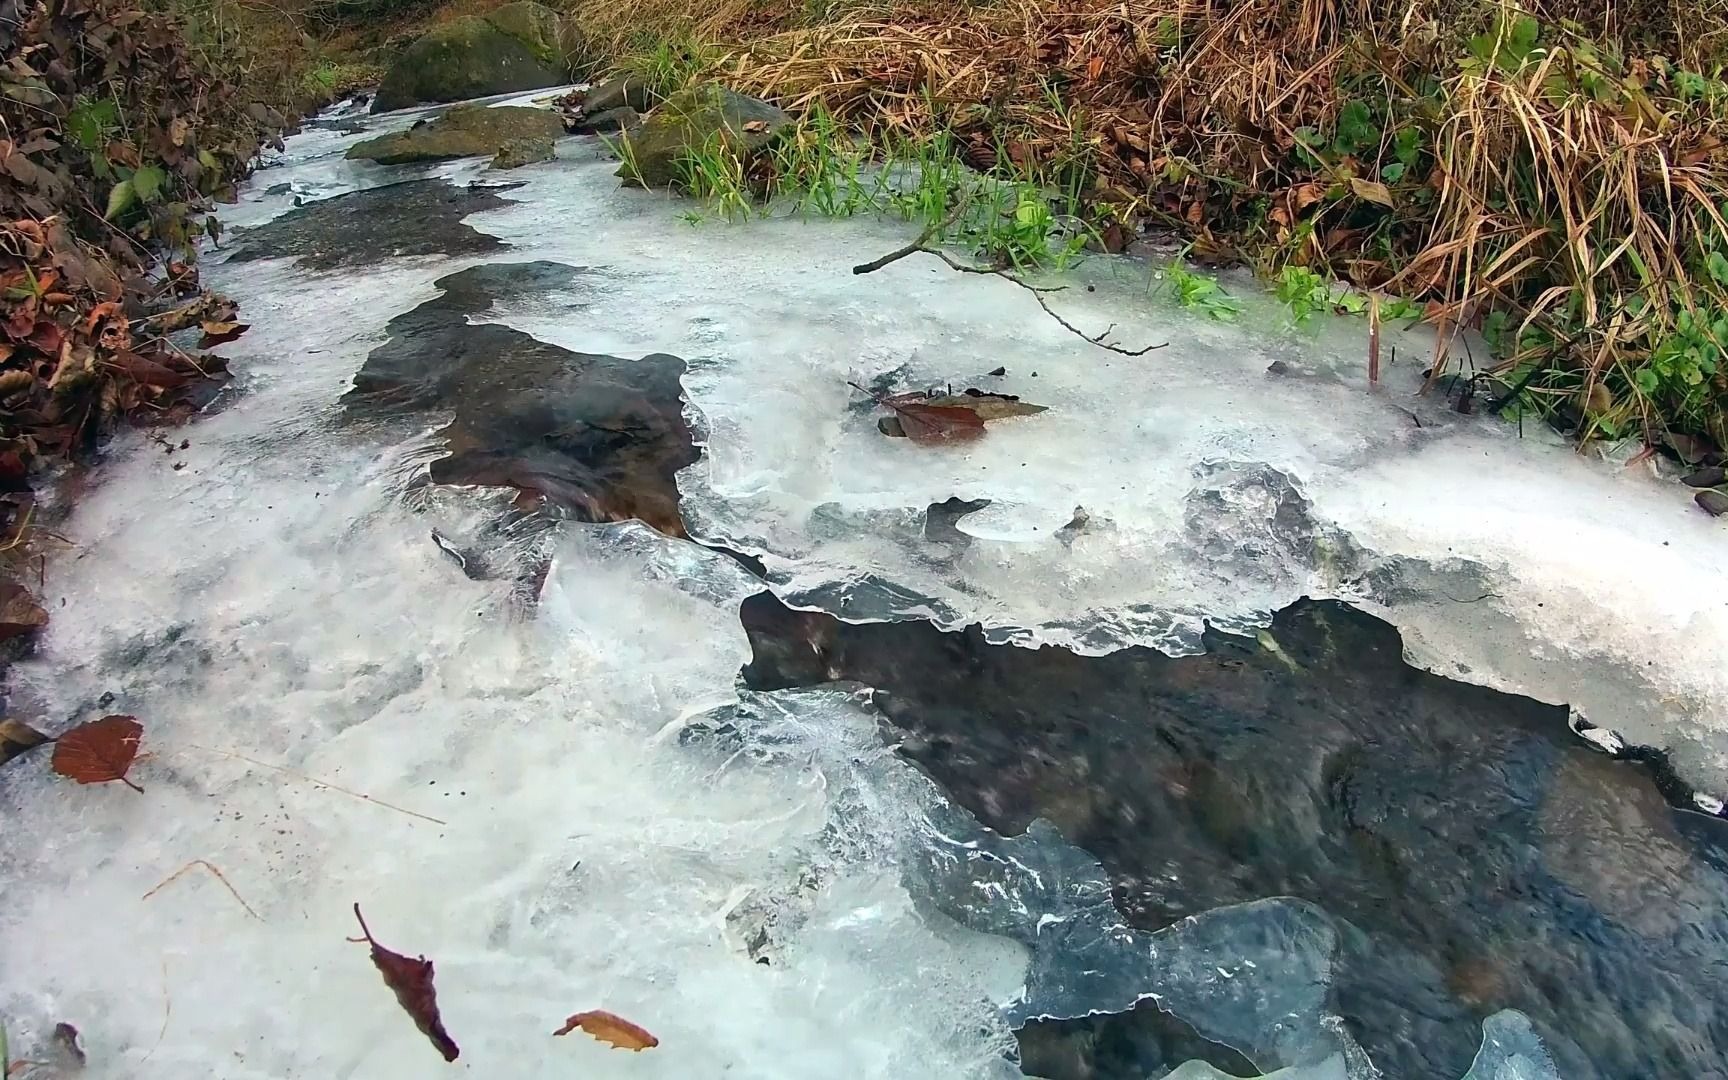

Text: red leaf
xmin=553 ymin=1010 xmax=659 ymax=1050
xmin=197 ymin=321 xmax=249 ymax=348
xmin=51 ymin=714 xmax=144 ymax=792
xmin=351 ymin=905 xmax=460 ymax=1062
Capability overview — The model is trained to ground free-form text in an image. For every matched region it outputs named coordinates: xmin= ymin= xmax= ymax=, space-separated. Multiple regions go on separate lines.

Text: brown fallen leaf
xmin=1349 ymin=177 xmax=1395 ymax=208
xmin=0 ymin=581 xmax=48 ymax=640
xmin=196 ymin=321 xmax=249 ymax=349
xmin=0 ymin=718 xmax=49 ymax=767
xmin=554 ymin=1010 xmax=659 ymax=1051
xmin=850 ymin=383 xmax=985 ymax=445
xmin=351 ymin=905 xmax=460 ymax=1062
xmin=51 ymin=715 xmax=145 ymax=792
xmin=921 ymin=390 xmax=1049 ymax=421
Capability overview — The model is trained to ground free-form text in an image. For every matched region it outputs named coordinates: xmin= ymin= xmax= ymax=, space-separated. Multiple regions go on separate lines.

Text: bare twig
xmin=142 ymin=859 xmax=261 ymax=920
xmin=850 ymin=197 xmax=970 ymax=275
xmin=868 ymin=244 xmax=1168 ymax=357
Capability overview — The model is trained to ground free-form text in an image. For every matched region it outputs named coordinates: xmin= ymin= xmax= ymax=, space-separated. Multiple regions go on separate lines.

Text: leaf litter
xmin=350 ymin=905 xmax=460 ymax=1062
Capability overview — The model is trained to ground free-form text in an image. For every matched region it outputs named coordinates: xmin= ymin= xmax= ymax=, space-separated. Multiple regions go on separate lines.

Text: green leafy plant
xmin=1162 ymin=260 xmax=1242 ymax=320
xmin=1276 ymin=265 xmax=1331 ymax=325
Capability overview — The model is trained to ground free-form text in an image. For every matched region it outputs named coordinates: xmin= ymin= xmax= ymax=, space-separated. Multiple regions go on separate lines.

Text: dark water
xmin=739 ymin=591 xmax=1728 ymax=1080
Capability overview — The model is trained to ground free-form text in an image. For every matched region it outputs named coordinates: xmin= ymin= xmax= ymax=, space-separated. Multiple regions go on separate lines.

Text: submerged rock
xmin=371 ymin=1 xmax=583 ymax=113
xmin=346 ymin=104 xmax=564 ymax=164
xmin=344 ymin=262 xmax=696 ymax=534
xmin=224 ymin=180 xmax=512 ymax=269
xmin=616 ymin=83 xmax=791 ymax=189
xmin=739 ymin=592 xmax=1728 ymax=1080
xmin=490 ymin=136 xmax=555 ymax=169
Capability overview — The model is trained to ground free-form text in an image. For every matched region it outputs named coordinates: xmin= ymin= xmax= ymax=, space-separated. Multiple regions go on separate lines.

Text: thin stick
xmin=142 ymin=859 xmax=261 ymax=920
xmin=185 ymin=744 xmax=448 ymax=825
xmin=138 ymin=958 xmax=172 ymax=1066
xmin=1368 ymin=293 xmax=1381 ymax=388
xmin=854 ymin=213 xmax=1165 ymax=355
xmin=850 ymin=195 xmax=970 ymax=274
xmin=920 ymin=247 xmax=1167 ymax=356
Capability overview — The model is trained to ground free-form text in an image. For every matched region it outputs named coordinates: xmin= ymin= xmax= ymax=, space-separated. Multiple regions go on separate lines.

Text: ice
xmin=429 ymin=149 xmax=1728 ymax=790
xmin=1459 ymin=1011 xmax=1561 ymax=1080
xmin=0 ymin=255 xmax=1027 ymax=1077
xmin=0 ymin=100 xmax=1651 ymax=1077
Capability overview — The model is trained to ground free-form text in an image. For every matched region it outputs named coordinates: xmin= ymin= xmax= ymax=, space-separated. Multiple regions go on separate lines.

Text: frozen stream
xmin=1 ymin=95 xmax=1725 ymax=1078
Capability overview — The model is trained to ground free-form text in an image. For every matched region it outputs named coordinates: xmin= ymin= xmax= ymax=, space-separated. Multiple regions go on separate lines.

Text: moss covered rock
xmin=616 ymin=83 xmax=791 ymax=190
xmin=371 ymin=2 xmax=584 ymax=113
xmin=347 ymin=104 xmax=565 ymax=164
xmin=490 ymin=135 xmax=556 ymax=169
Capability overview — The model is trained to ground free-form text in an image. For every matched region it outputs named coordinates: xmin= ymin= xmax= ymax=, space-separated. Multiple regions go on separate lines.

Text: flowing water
xmin=0 ymin=93 xmax=1725 ymax=1079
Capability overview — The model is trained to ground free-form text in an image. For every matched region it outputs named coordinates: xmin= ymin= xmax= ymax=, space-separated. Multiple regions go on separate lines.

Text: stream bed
xmin=1 ymin=94 xmax=1725 ymax=1079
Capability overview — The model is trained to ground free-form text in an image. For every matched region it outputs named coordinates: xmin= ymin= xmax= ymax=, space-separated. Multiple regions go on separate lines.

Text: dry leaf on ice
xmin=553 ymin=1010 xmax=659 ymax=1051
xmin=351 ymin=905 xmax=460 ymax=1062
xmin=51 ymin=715 xmax=144 ymax=792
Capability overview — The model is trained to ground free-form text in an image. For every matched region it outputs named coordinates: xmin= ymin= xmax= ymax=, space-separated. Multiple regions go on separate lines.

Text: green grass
xmin=617 ymin=34 xmax=717 ymax=104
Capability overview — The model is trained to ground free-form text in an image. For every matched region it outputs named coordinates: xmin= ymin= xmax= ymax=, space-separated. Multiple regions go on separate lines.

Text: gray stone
xmin=615 ymin=83 xmax=791 ymax=190
xmin=572 ymin=105 xmax=640 ymax=135
xmin=581 ymin=73 xmax=655 ymax=116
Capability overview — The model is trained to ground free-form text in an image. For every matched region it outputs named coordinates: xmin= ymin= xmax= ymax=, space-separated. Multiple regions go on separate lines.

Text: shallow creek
xmin=1 ymin=94 xmax=1724 ymax=1079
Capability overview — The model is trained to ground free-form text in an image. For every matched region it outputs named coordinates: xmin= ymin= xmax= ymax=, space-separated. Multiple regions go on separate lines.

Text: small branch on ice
xmin=857 ymin=240 xmax=1168 ymax=357
xmin=850 ymin=197 xmax=971 ymax=275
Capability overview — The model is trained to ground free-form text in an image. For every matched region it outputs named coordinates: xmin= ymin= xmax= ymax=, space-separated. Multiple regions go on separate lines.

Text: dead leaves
xmin=51 ymin=714 xmax=144 ymax=792
xmin=0 ymin=580 xmax=47 ymax=639
xmin=351 ymin=905 xmax=461 ymax=1063
xmin=195 ymin=321 xmax=248 ymax=349
xmin=850 ymin=382 xmax=1048 ymax=444
xmin=554 ymin=1010 xmax=659 ymax=1051
xmin=348 ymin=907 xmax=660 ymax=1064
xmin=0 ymin=718 xmax=49 ymax=767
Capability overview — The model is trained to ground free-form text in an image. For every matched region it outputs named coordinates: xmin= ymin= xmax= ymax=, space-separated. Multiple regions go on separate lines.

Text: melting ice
xmin=0 ymin=93 xmax=1696 ymax=1077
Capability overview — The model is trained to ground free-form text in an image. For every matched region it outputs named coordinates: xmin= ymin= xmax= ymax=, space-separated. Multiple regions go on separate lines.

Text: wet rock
xmin=571 ymin=105 xmax=640 ymax=135
xmin=1682 ymin=465 xmax=1725 ymax=487
xmin=1696 ymin=488 xmax=1728 ymax=516
xmin=347 ymin=104 xmax=565 ymax=164
xmin=490 ymin=136 xmax=555 ymax=169
xmin=1017 ymin=1000 xmax=1258 ymax=1080
xmin=738 ymin=592 xmax=1728 ymax=1080
xmin=580 ymin=73 xmax=655 ymax=116
xmin=616 ymin=83 xmax=792 ymax=189
xmin=371 ymin=1 xmax=583 ymax=113
xmin=224 ymin=180 xmax=511 ymax=270
xmin=345 ymin=262 xmax=696 ymax=534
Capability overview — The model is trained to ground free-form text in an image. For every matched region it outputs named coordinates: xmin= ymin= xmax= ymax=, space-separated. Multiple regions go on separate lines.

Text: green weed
xmin=618 ymin=34 xmax=716 ymax=103
xmin=673 ymin=132 xmax=753 ymax=220
xmin=1162 ymin=260 xmax=1242 ymax=320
